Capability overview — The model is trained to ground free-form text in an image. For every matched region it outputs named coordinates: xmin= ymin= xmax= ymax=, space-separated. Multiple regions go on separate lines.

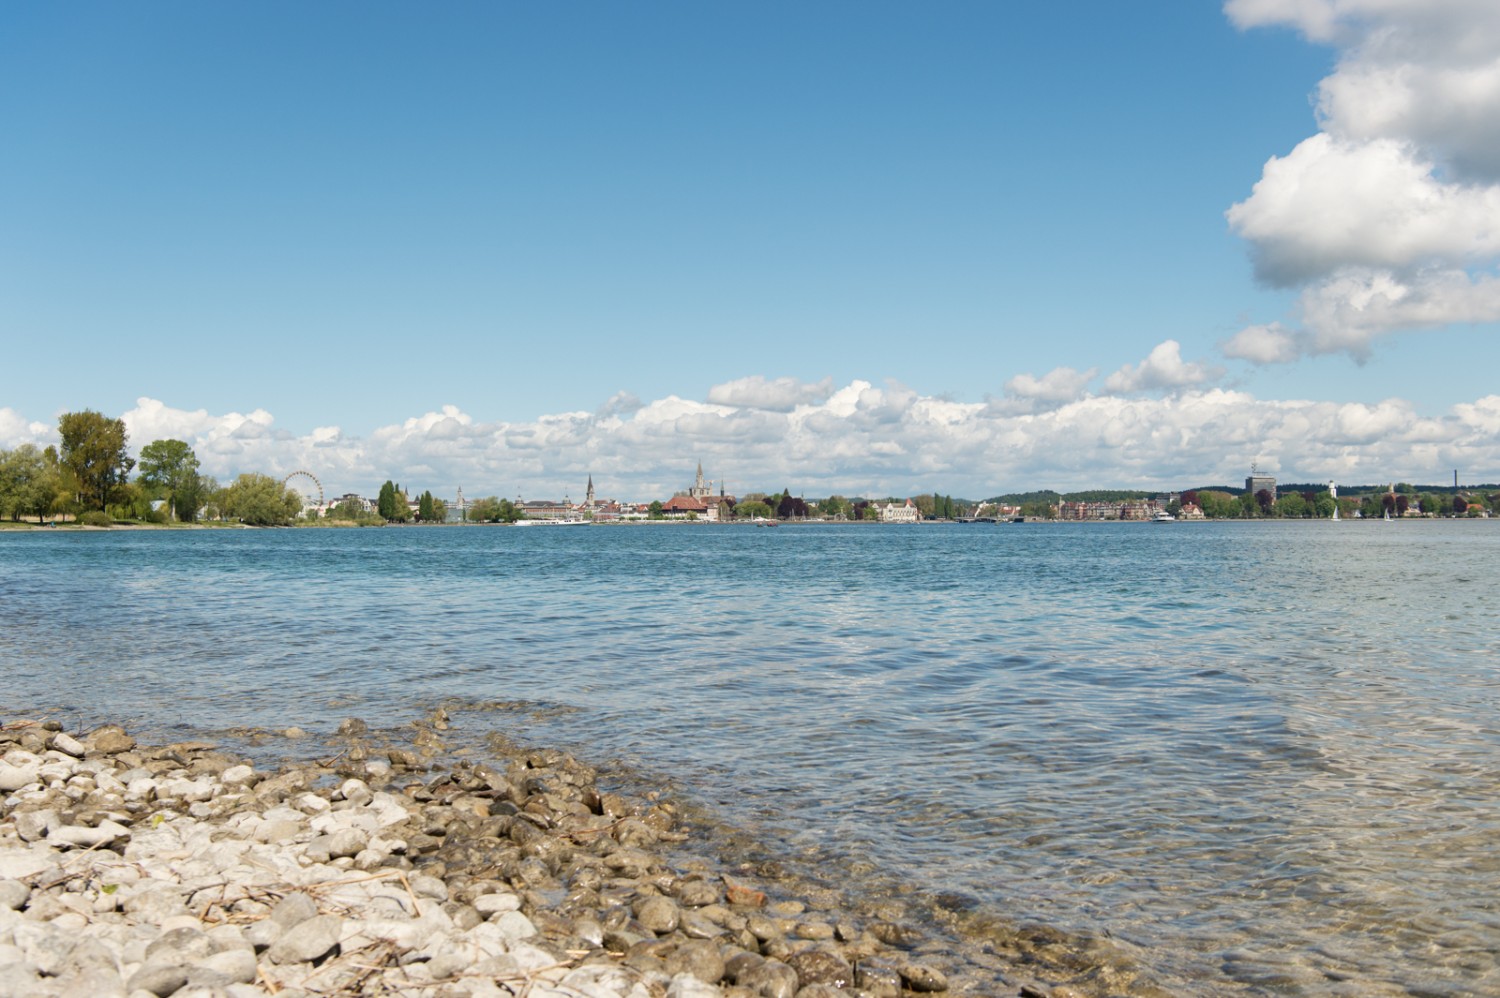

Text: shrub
xmin=79 ymin=511 xmax=113 ymax=527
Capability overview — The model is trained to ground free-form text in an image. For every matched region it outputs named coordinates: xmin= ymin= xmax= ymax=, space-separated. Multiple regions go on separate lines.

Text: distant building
xmin=1059 ymin=499 xmax=1162 ymax=521
xmin=519 ymin=499 xmax=572 ymax=521
xmin=670 ymin=462 xmax=734 ymax=516
xmin=1246 ymin=471 xmax=1277 ymax=501
xmin=660 ymin=495 xmax=717 ymax=520
xmin=876 ymin=498 xmax=921 ymax=523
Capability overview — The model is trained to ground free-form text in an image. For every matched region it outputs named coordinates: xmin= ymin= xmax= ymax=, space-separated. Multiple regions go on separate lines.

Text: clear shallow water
xmin=3 ymin=521 xmax=1499 ymax=995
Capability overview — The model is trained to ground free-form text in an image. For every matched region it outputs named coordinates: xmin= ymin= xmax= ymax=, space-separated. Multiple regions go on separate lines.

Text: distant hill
xmin=985 ymin=490 xmax=1061 ymax=506
xmin=1061 ymin=490 xmax=1153 ymax=502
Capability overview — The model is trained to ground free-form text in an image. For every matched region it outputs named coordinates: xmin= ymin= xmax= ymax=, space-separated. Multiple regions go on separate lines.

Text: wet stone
xmin=899 ymin=961 xmax=950 ymax=992
xmin=666 ymin=938 xmax=727 ymax=983
xmin=786 ymin=950 xmax=854 ymax=989
xmin=855 ymin=960 xmax=903 ymax=998
xmin=737 ymin=958 xmax=799 ymax=998
xmin=637 ymin=895 xmax=682 ymax=934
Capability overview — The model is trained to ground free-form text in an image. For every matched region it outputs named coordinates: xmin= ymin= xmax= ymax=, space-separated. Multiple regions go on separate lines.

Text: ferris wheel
xmin=282 ymin=470 xmax=324 ymax=508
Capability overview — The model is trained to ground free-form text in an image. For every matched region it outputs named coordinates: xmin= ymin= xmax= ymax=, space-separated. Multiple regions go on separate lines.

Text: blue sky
xmin=4 ymin=2 xmax=1499 ymax=498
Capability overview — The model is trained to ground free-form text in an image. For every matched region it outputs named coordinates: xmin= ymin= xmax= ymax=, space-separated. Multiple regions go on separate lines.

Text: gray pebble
xmin=0 ymin=878 xmax=30 ymax=910
xmin=127 ymin=963 xmax=192 ymax=997
xmin=268 ymin=892 xmax=319 ymax=928
xmin=267 ymin=913 xmax=342 ymax=964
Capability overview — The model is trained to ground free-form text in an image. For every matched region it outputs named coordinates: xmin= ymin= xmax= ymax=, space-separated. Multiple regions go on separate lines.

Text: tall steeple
xmin=586 ymin=474 xmax=595 ymax=507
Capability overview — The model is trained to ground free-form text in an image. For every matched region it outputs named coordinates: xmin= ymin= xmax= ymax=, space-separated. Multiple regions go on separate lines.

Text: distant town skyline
xmin=4 ymin=3 xmax=1499 ymax=497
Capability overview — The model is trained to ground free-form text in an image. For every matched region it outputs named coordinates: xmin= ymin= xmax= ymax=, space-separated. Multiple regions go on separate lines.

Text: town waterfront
xmin=3 ymin=521 xmax=1498 ymax=995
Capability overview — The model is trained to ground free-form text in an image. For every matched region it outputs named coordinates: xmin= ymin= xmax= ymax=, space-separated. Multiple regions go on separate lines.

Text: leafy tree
xmin=136 ymin=439 xmax=204 ymax=521
xmin=418 ymin=490 xmax=434 ymax=522
xmin=221 ymin=473 xmax=301 ymax=525
xmin=58 ymin=410 xmax=134 ymax=511
xmin=1274 ymin=492 xmax=1307 ymax=518
xmin=467 ymin=497 xmax=521 ymax=523
xmin=1255 ymin=489 xmax=1274 ymax=514
xmin=1313 ymin=493 xmax=1336 ymax=518
xmin=377 ymin=481 xmax=397 ymax=520
xmin=1453 ymin=495 xmax=1469 ymax=515
xmin=1181 ymin=490 xmax=1200 ymax=509
xmin=0 ymin=444 xmax=61 ymax=522
xmin=431 ymin=497 xmax=447 ymax=522
xmin=818 ymin=495 xmax=850 ymax=519
xmin=735 ymin=499 xmax=773 ymax=519
xmin=1395 ymin=494 xmax=1411 ymax=515
xmin=648 ymin=500 xmax=664 ymax=520
xmin=390 ymin=487 xmax=412 ymax=522
xmin=109 ymin=481 xmax=165 ymax=522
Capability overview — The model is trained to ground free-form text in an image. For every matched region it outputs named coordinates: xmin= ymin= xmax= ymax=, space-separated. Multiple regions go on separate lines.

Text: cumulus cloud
xmin=0 ymin=408 xmax=55 ymax=449
xmin=6 ymin=380 xmax=1487 ymax=502
xmin=1103 ymin=341 xmax=1222 ymax=394
xmin=706 ymin=375 xmax=835 ymax=411
xmin=1225 ymin=0 xmax=1500 ymax=360
xmin=1223 ymin=321 xmax=1302 ymax=363
xmin=1003 ymin=366 xmax=1097 ymax=406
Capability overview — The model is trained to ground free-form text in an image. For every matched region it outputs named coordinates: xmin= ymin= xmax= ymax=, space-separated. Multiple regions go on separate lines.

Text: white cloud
xmin=1103 ymin=340 xmax=1222 ymax=394
xmin=7 ymin=379 xmax=1489 ymax=502
xmin=1223 ymin=321 xmax=1303 ymax=363
xmin=1228 ymin=136 xmax=1500 ymax=287
xmin=0 ymin=408 xmax=55 ymax=449
xmin=1003 ymin=366 xmax=1097 ymax=405
xmin=706 ymin=375 xmax=835 ymax=411
xmin=1226 ymin=0 xmax=1500 ymax=359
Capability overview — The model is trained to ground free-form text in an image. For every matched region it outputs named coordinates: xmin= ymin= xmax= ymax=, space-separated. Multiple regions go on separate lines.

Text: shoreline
xmin=1 ymin=712 xmax=1168 ymax=998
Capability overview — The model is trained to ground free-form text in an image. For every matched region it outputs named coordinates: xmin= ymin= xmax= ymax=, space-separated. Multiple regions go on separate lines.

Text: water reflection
xmin=2 ymin=521 xmax=1498 ymax=995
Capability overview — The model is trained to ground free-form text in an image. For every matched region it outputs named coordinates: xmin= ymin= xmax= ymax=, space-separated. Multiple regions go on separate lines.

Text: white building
xmin=877 ymin=498 xmax=921 ymax=523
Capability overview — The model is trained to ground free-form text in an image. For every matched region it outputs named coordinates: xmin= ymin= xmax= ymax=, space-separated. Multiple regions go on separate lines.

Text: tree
xmin=819 ymin=495 xmax=850 ymax=519
xmin=776 ymin=491 xmax=807 ymax=519
xmin=430 ymin=497 xmax=447 ymax=522
xmin=0 ymin=444 xmax=61 ymax=522
xmin=136 ymin=439 xmax=204 ymax=522
xmin=467 ymin=497 xmax=520 ymax=523
xmin=418 ymin=490 xmax=434 ymax=522
xmin=1255 ymin=489 xmax=1274 ymax=514
xmin=58 ymin=410 xmax=134 ymax=511
xmin=221 ymin=473 xmax=301 ymax=525
xmin=648 ymin=500 xmax=664 ymax=520
xmin=377 ymin=481 xmax=397 ymax=520
xmin=735 ymin=499 xmax=773 ymax=519
xmin=1453 ymin=495 xmax=1469 ymax=515
xmin=1274 ymin=492 xmax=1307 ymax=518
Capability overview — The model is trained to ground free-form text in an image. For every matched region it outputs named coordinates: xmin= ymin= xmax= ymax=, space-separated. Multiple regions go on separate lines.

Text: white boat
xmin=514 ymin=518 xmax=589 ymax=527
xmin=1152 ymin=511 xmax=1176 ymax=523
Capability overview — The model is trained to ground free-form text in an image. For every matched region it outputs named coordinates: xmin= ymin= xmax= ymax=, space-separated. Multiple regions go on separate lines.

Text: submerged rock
xmin=0 ymin=717 xmax=1133 ymax=997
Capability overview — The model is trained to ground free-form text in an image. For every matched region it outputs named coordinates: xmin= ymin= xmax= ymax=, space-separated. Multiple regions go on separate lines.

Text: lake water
xmin=3 ymin=521 xmax=1498 ymax=995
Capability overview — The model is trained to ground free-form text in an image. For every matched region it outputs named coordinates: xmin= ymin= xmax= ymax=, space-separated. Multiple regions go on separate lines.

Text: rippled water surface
xmin=4 ymin=522 xmax=1499 ymax=994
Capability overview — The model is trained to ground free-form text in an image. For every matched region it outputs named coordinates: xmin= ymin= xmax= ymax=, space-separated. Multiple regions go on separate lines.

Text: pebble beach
xmin=0 ymin=712 xmax=1159 ymax=998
